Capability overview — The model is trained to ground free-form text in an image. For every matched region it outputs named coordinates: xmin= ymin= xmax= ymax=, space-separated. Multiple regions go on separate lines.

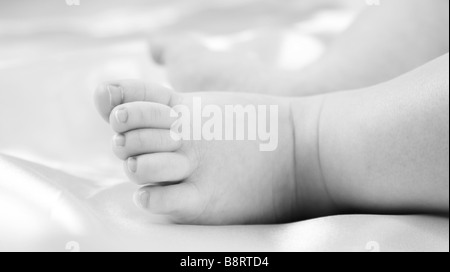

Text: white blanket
xmin=0 ymin=0 xmax=447 ymax=252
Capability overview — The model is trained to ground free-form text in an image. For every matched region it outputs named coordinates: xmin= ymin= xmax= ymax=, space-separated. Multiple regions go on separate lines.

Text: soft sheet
xmin=0 ymin=0 xmax=448 ymax=252
xmin=1 ymin=154 xmax=448 ymax=251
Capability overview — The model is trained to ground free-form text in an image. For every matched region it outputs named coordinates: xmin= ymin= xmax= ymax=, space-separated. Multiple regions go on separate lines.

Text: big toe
xmin=135 ymin=183 xmax=204 ymax=223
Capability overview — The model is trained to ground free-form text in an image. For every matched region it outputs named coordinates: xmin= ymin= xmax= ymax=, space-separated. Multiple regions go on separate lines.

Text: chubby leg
xmin=95 ymin=54 xmax=448 ymax=225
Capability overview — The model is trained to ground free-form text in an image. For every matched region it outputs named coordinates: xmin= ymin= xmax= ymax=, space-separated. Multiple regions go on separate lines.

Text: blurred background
xmin=0 ymin=0 xmax=362 ymax=179
xmin=0 ymin=0 xmax=365 ymax=251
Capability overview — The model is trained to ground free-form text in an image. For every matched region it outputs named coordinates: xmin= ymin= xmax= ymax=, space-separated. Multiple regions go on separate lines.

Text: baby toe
xmin=110 ymin=101 xmax=177 ymax=133
xmin=112 ymin=129 xmax=182 ymax=160
xmin=124 ymin=153 xmax=192 ymax=185
xmin=94 ymin=79 xmax=181 ymax=122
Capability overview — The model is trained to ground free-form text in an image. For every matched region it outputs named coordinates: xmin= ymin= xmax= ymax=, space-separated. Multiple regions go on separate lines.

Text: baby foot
xmin=150 ymin=36 xmax=295 ymax=95
xmin=94 ymin=80 xmax=330 ymax=224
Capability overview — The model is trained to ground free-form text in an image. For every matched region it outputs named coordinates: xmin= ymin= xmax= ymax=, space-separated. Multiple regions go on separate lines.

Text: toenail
xmin=127 ymin=157 xmax=137 ymax=173
xmin=113 ymin=134 xmax=126 ymax=147
xmin=135 ymin=190 xmax=150 ymax=209
xmin=115 ymin=108 xmax=128 ymax=123
xmin=107 ymin=85 xmax=124 ymax=107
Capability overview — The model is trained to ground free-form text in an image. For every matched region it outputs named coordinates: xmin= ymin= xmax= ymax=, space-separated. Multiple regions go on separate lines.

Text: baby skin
xmin=95 ymin=54 xmax=449 ymax=225
xmin=150 ymin=36 xmax=300 ymax=96
xmin=95 ymin=80 xmax=332 ymax=224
